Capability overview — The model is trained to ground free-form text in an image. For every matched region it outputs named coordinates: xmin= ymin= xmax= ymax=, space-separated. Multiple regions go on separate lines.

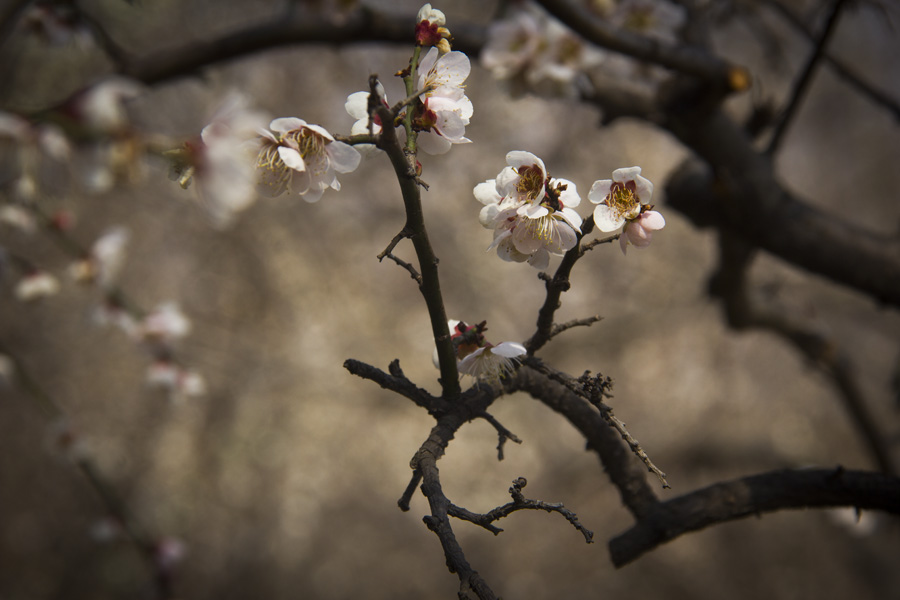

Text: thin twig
xmin=377 ymin=228 xmax=411 ymax=261
xmin=478 ymin=412 xmax=522 ymax=461
xmin=382 ymin=252 xmax=422 ymax=284
xmin=766 ymin=0 xmax=849 ymax=155
xmin=524 ymin=358 xmax=670 ymax=488
xmin=448 ymin=477 xmax=594 ymax=543
xmin=580 ymin=233 xmax=620 ymax=254
xmin=762 ymin=0 xmax=900 ymax=121
xmin=548 ymin=316 xmax=604 ymax=341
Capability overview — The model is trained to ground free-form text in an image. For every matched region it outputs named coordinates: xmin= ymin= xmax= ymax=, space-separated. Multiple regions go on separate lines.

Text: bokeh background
xmin=1 ymin=0 xmax=899 ymax=598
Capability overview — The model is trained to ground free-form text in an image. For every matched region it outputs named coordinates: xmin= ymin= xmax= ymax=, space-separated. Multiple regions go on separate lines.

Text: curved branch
xmin=709 ymin=234 xmax=897 ymax=475
xmin=507 ymin=365 xmax=660 ymax=520
xmin=609 ymin=467 xmax=900 ymax=567
xmin=535 ymin=0 xmax=745 ymax=90
xmin=664 ymin=117 xmax=900 ymax=308
xmin=120 ymin=8 xmax=484 ymax=85
xmin=448 ymin=477 xmax=594 ymax=543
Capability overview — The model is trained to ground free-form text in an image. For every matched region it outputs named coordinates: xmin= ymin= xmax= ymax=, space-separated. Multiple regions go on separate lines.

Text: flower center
xmin=256 ymin=138 xmax=291 ymax=190
xmin=515 ymin=164 xmax=545 ymax=201
xmin=606 ymin=181 xmax=641 ymax=221
xmin=291 ymin=128 xmax=328 ymax=176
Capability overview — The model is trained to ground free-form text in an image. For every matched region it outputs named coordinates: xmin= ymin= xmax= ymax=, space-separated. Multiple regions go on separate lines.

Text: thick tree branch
xmin=664 ymin=118 xmax=900 ymax=308
xmin=507 ymin=365 xmax=660 ymax=520
xmin=709 ymin=234 xmax=897 ymax=475
xmin=609 ymin=467 xmax=900 ymax=567
xmin=536 ymin=0 xmax=746 ymax=90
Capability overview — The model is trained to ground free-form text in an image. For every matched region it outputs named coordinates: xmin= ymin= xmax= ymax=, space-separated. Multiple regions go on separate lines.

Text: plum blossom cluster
xmin=436 ymin=320 xmax=527 ymax=385
xmin=170 ymin=97 xmax=361 ymax=225
xmin=591 ymin=0 xmax=686 ymax=43
xmin=475 ymin=151 xmax=583 ymax=269
xmin=481 ymin=5 xmax=604 ymax=98
xmin=476 ymin=156 xmax=665 ymax=262
xmin=345 ymin=6 xmax=472 ymax=156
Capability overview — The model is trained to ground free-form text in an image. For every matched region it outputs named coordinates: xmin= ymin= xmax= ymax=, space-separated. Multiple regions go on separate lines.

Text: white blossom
xmin=15 ymin=271 xmax=60 ymax=302
xmin=169 ymin=93 xmax=269 ymax=228
xmin=257 ymin=118 xmax=361 ymax=202
xmin=416 ymin=48 xmax=473 ymax=154
xmin=589 ymin=166 xmax=664 ymax=254
xmin=146 ymin=362 xmax=206 ymax=401
xmin=476 ymin=151 xmax=582 ymax=268
xmin=138 ymin=302 xmax=191 ymax=344
xmin=70 ymin=226 xmax=129 ymax=288
xmin=458 ymin=342 xmax=527 ymax=384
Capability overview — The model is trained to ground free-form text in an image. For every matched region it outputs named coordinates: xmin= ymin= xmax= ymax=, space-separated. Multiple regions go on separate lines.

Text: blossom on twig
xmin=257 ymin=118 xmax=361 ymax=202
xmin=436 ymin=320 xmax=526 ymax=385
xmin=416 ymin=4 xmax=452 ymax=52
xmin=415 ymin=48 xmax=473 ymax=154
xmin=589 ymin=166 xmax=665 ymax=254
xmin=167 ymin=93 xmax=268 ymax=228
xmin=482 ymin=6 xmax=604 ymax=98
xmin=476 ymin=151 xmax=582 ymax=269
xmin=15 ymin=271 xmax=61 ymax=302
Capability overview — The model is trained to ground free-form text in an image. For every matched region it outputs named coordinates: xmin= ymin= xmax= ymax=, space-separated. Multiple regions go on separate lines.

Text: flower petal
xmin=592 ymin=203 xmax=623 ymax=232
xmin=640 ymin=210 xmax=666 ymax=231
xmin=270 ymin=117 xmax=306 ymax=133
xmin=277 ymin=146 xmax=306 ymax=171
xmin=327 ymin=141 xmax=361 ymax=173
xmin=474 ymin=180 xmax=501 ymax=206
xmin=588 ymin=179 xmax=612 ymax=204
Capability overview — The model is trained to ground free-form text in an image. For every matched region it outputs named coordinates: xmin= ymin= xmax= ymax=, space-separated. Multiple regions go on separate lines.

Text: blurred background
xmin=1 ymin=0 xmax=899 ymax=598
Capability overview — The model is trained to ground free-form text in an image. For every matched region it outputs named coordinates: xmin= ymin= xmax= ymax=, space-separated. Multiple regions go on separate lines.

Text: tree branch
xmin=766 ymin=0 xmax=850 ymax=155
xmin=507 ymin=364 xmax=660 ymax=520
xmin=448 ymin=477 xmax=594 ymax=543
xmin=664 ymin=123 xmax=900 ymax=308
xmin=709 ymin=233 xmax=897 ymax=475
xmin=535 ymin=0 xmax=746 ymax=90
xmin=609 ymin=466 xmax=900 ymax=567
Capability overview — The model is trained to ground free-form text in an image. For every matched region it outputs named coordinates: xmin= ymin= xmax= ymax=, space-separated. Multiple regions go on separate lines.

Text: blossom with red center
xmin=415 ymin=47 xmax=473 ymax=154
xmin=435 ymin=320 xmax=526 ymax=385
xmin=415 ymin=4 xmax=451 ymax=52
